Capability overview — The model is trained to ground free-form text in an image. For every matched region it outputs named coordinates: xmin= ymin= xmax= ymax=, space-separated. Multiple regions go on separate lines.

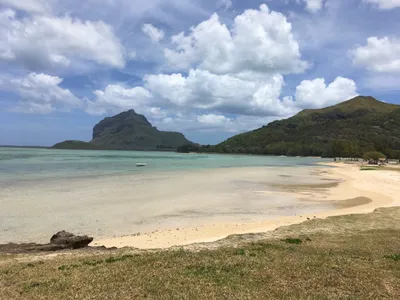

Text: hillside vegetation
xmin=91 ymin=110 xmax=192 ymax=151
xmin=52 ymin=140 xmax=107 ymax=150
xmin=182 ymin=96 xmax=400 ymax=158
xmin=53 ymin=110 xmax=192 ymax=151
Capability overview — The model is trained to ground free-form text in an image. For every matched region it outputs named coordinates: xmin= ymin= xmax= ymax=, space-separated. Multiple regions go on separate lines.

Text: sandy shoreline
xmin=1 ymin=162 xmax=399 ymax=249
xmin=94 ymin=162 xmax=399 ymax=249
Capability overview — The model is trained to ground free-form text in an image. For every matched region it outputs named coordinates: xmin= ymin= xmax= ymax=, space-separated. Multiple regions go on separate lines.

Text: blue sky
xmin=0 ymin=0 xmax=399 ymax=146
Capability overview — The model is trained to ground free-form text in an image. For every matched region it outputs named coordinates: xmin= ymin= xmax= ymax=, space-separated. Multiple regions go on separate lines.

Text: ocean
xmin=0 ymin=147 xmax=327 ymax=185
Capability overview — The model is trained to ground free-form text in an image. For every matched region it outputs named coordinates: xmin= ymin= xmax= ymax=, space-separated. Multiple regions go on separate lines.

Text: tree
xmin=363 ymin=151 xmax=386 ymax=161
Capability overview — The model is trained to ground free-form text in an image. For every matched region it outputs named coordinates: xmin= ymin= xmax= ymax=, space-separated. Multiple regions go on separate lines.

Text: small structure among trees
xmin=363 ymin=151 xmax=386 ymax=165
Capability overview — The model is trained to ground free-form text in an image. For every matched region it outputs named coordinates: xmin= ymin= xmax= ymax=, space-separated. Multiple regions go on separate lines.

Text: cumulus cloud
xmin=0 ymin=1 xmax=361 ymax=137
xmin=0 ymin=0 xmax=49 ymax=14
xmin=83 ymin=72 xmax=358 ymax=134
xmin=351 ymin=36 xmax=400 ymax=73
xmin=152 ymin=112 xmax=276 ymax=134
xmin=294 ymin=77 xmax=358 ymax=109
xmin=86 ymin=84 xmax=152 ymax=115
xmin=303 ymin=0 xmax=323 ymax=13
xmin=0 ymin=73 xmax=81 ymax=113
xmin=363 ymin=0 xmax=400 ymax=10
xmin=0 ymin=9 xmax=125 ymax=70
xmin=164 ymin=4 xmax=308 ymax=75
xmin=142 ymin=23 xmax=165 ymax=42
xmin=216 ymin=0 xmax=232 ymax=11
xmin=198 ymin=114 xmax=232 ymax=128
xmin=144 ymin=69 xmax=297 ymax=116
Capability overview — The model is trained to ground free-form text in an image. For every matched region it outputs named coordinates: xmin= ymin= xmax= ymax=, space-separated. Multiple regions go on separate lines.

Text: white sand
xmin=1 ymin=163 xmax=398 ymax=248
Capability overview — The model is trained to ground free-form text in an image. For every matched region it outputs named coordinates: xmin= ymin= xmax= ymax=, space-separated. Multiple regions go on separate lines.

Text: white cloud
xmin=0 ymin=9 xmax=125 ymax=70
xmin=86 ymin=84 xmax=152 ymax=115
xmin=198 ymin=114 xmax=232 ymax=127
xmin=304 ymin=0 xmax=323 ymax=13
xmin=0 ymin=1 xmax=362 ymax=138
xmin=0 ymin=73 xmax=81 ymax=113
xmin=216 ymin=0 xmax=232 ymax=11
xmin=363 ymin=0 xmax=400 ymax=10
xmin=144 ymin=69 xmax=297 ymax=116
xmin=164 ymin=4 xmax=308 ymax=75
xmin=127 ymin=51 xmax=137 ymax=60
xmin=156 ymin=113 xmax=280 ymax=135
xmin=351 ymin=36 xmax=400 ymax=73
xmin=294 ymin=77 xmax=358 ymax=109
xmin=0 ymin=0 xmax=49 ymax=14
xmin=142 ymin=23 xmax=165 ymax=42
xmin=84 ymin=72 xmax=358 ymax=133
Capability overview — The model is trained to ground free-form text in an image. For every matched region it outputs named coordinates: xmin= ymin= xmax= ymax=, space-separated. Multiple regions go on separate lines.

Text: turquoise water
xmin=0 ymin=147 xmax=327 ymax=184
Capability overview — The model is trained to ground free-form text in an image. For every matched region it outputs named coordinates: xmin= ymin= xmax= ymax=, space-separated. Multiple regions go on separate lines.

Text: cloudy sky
xmin=0 ymin=0 xmax=399 ymax=146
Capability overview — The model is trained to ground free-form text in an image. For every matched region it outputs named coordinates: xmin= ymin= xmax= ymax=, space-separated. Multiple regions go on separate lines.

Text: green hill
xmin=90 ymin=110 xmax=192 ymax=150
xmin=204 ymin=96 xmax=400 ymax=158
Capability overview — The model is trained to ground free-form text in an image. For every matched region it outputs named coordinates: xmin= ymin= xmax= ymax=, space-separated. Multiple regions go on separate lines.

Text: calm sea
xmin=0 ymin=147 xmax=327 ymax=184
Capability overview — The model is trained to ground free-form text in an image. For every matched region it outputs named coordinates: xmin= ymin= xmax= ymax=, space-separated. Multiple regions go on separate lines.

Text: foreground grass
xmin=1 ymin=209 xmax=400 ymax=299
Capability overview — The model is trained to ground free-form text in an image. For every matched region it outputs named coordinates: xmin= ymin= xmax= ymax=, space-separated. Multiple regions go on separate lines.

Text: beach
xmin=93 ymin=162 xmax=399 ymax=248
xmin=1 ymin=149 xmax=399 ymax=249
xmin=1 ymin=157 xmax=400 ymax=300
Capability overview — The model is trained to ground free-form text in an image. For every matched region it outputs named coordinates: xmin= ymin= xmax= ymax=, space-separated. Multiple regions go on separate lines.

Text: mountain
xmin=90 ymin=110 xmax=192 ymax=150
xmin=53 ymin=110 xmax=192 ymax=151
xmin=198 ymin=96 xmax=400 ymax=158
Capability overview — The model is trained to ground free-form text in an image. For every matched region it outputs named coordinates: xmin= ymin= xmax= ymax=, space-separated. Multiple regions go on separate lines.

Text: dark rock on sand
xmin=50 ymin=231 xmax=93 ymax=249
xmin=0 ymin=231 xmax=94 ymax=254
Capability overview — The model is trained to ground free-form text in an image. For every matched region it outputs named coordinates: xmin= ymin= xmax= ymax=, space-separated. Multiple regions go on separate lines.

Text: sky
xmin=0 ymin=0 xmax=399 ymax=146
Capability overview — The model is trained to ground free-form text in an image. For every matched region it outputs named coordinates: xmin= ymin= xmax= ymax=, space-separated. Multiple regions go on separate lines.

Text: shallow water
xmin=0 ymin=148 xmax=334 ymax=244
xmin=0 ymin=147 xmax=327 ymax=184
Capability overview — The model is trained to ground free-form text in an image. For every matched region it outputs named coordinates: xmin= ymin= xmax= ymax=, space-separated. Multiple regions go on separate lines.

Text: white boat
xmin=136 ymin=163 xmax=147 ymax=167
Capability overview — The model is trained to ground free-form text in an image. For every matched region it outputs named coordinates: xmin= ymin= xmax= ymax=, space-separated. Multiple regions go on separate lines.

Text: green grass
xmin=360 ymin=166 xmax=379 ymax=171
xmin=384 ymin=254 xmax=400 ymax=261
xmin=1 ymin=208 xmax=400 ymax=299
xmin=282 ymin=238 xmax=303 ymax=244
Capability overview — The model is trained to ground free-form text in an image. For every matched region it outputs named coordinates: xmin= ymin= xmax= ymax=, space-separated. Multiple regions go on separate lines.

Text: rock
xmin=50 ymin=231 xmax=93 ymax=249
xmin=0 ymin=231 xmax=94 ymax=254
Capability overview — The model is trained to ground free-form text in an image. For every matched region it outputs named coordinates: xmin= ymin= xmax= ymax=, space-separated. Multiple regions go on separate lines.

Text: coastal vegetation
xmin=178 ymin=96 xmax=400 ymax=159
xmin=1 ymin=207 xmax=399 ymax=299
xmin=52 ymin=140 xmax=108 ymax=150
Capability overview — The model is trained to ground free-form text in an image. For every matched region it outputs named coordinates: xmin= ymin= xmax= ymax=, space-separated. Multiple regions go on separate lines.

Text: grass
xmin=360 ymin=166 xmax=379 ymax=171
xmin=384 ymin=254 xmax=400 ymax=262
xmin=1 ymin=208 xmax=400 ymax=299
xmin=281 ymin=238 xmax=303 ymax=244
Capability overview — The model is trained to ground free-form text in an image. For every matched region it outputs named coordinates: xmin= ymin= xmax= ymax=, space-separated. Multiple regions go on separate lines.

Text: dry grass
xmin=1 ymin=208 xmax=400 ymax=300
